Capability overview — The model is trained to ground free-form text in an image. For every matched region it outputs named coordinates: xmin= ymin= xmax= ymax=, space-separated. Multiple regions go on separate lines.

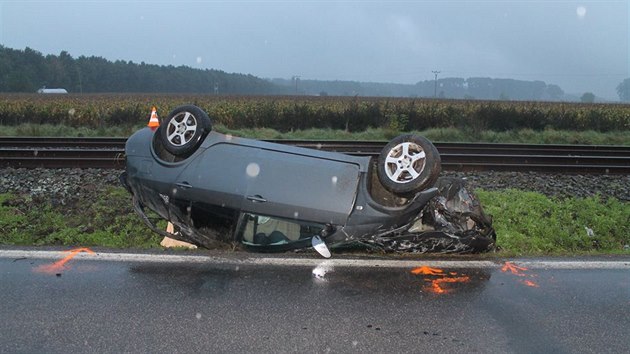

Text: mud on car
xmin=121 ymin=105 xmax=495 ymax=257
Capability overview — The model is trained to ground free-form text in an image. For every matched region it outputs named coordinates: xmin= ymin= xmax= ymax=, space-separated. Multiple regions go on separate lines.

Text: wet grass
xmin=0 ymin=123 xmax=142 ymax=138
xmin=0 ymin=187 xmax=628 ymax=255
xmin=0 ymin=188 xmax=163 ymax=248
xmin=476 ymin=190 xmax=630 ymax=255
xmin=1 ymin=123 xmax=629 ymax=145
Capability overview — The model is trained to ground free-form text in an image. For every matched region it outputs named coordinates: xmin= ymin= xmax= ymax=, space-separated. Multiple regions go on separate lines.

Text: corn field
xmin=1 ymin=93 xmax=629 ymax=133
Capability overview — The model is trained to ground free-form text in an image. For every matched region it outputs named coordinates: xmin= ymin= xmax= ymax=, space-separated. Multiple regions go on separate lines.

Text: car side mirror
xmin=312 ymin=235 xmax=331 ymax=258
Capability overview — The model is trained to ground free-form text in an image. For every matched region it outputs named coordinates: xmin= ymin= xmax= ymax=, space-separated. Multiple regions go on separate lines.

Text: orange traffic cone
xmin=147 ymin=106 xmax=159 ymax=129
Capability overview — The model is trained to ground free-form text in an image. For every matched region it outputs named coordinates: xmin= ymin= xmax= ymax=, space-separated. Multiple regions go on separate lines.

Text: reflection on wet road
xmin=0 ymin=250 xmax=629 ymax=353
xmin=32 ymin=248 xmax=95 ymax=275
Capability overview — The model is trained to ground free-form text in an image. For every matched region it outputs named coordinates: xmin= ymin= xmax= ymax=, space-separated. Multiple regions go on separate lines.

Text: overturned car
xmin=121 ymin=105 xmax=495 ymax=257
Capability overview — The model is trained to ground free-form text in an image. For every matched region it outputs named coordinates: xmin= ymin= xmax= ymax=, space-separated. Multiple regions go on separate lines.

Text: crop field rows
xmin=1 ymin=94 xmax=629 ymax=134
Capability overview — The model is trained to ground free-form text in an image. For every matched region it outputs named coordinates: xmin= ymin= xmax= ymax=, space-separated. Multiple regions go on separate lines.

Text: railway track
xmin=1 ymin=136 xmax=629 ymax=174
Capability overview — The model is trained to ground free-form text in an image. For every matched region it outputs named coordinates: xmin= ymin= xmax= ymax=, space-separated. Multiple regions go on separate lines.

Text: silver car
xmin=120 ymin=105 xmax=449 ymax=256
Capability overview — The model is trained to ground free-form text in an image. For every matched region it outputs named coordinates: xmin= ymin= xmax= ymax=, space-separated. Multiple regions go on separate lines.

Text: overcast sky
xmin=1 ymin=0 xmax=628 ymax=99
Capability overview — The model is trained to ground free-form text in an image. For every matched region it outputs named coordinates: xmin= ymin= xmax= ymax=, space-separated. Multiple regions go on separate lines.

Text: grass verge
xmin=1 ymin=123 xmax=629 ymax=145
xmin=477 ymin=190 xmax=629 ymax=255
xmin=0 ymin=187 xmax=162 ymax=248
xmin=0 ymin=187 xmax=628 ymax=255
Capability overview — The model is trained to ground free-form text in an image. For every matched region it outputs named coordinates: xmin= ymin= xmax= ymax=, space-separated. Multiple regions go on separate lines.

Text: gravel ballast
xmin=1 ymin=168 xmax=628 ymax=202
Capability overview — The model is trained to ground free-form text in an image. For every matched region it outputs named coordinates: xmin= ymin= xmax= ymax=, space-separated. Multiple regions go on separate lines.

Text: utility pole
xmin=292 ymin=75 xmax=300 ymax=94
xmin=432 ymin=70 xmax=441 ymax=98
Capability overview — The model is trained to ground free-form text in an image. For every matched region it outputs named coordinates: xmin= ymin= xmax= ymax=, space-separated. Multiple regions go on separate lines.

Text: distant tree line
xmin=0 ymin=46 xmax=281 ymax=94
xmin=272 ymin=77 xmax=568 ymax=101
xmin=2 ymin=46 xmax=629 ymax=102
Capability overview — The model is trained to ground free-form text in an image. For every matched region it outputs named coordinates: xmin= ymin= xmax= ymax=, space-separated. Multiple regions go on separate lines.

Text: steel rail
xmin=1 ymin=137 xmax=629 ymax=173
xmin=1 ymin=136 xmax=628 ymax=156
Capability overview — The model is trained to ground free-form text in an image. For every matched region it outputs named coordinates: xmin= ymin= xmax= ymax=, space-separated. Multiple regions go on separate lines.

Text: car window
xmin=238 ymin=213 xmax=324 ymax=246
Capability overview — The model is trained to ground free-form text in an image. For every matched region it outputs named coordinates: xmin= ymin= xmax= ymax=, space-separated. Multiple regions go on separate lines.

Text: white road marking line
xmin=1 ymin=250 xmax=629 ymax=269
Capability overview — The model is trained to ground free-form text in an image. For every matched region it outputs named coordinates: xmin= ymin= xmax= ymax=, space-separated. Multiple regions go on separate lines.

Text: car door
xmin=170 ymin=143 xmax=253 ymax=224
xmin=242 ymin=148 xmax=360 ymax=225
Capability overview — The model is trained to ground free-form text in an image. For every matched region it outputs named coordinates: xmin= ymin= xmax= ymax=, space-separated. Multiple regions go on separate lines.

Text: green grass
xmin=0 ymin=187 xmax=628 ymax=255
xmin=477 ymin=190 xmax=630 ymax=255
xmin=5 ymin=123 xmax=628 ymax=145
xmin=0 ymin=123 xmax=143 ymax=138
xmin=0 ymin=188 xmax=163 ymax=248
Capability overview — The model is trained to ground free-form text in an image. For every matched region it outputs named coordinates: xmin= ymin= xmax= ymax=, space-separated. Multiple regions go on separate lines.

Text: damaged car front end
xmin=121 ymin=105 xmax=495 ymax=257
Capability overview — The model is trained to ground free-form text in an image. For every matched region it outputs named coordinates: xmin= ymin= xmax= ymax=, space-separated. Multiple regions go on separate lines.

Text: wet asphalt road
xmin=1 ymin=250 xmax=629 ymax=353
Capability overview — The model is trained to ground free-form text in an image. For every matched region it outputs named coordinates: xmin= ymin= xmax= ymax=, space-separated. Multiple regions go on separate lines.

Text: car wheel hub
xmin=385 ymin=142 xmax=426 ymax=184
xmin=398 ymin=156 xmax=412 ymax=169
xmin=167 ymin=112 xmax=198 ymax=146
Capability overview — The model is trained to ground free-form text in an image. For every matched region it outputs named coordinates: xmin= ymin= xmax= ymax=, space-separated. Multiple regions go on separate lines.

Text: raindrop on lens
xmin=246 ymin=163 xmax=260 ymax=177
xmin=576 ymin=6 xmax=586 ymax=19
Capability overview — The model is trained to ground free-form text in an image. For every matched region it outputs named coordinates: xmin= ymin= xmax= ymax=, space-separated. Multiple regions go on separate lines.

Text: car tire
xmin=160 ymin=105 xmax=212 ymax=156
xmin=377 ymin=134 xmax=441 ymax=194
